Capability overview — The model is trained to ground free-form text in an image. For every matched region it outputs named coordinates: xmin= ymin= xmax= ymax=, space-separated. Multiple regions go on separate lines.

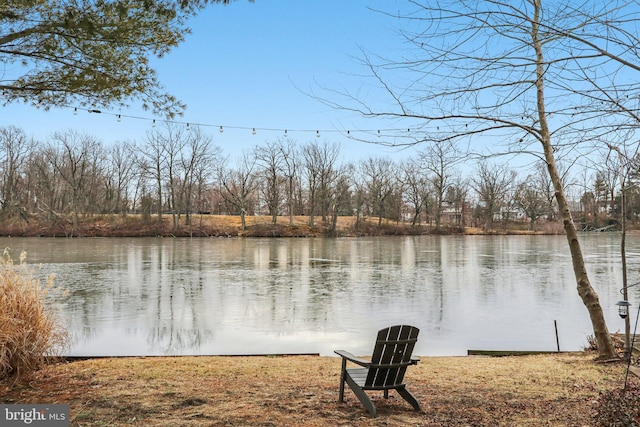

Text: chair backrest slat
xmin=365 ymin=325 xmax=419 ymax=388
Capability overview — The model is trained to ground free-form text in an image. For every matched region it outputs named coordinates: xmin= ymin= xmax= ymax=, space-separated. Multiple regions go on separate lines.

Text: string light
xmin=64 ymin=105 xmax=418 ymax=139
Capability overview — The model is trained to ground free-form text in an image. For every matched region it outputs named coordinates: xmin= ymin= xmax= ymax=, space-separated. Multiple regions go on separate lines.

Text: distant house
xmin=441 ymin=202 xmax=471 ymax=226
xmin=493 ymin=207 xmax=527 ymax=222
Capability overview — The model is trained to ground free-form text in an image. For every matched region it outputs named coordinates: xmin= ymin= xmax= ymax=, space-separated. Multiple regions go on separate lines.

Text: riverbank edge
xmin=0 ymin=214 xmax=569 ymax=238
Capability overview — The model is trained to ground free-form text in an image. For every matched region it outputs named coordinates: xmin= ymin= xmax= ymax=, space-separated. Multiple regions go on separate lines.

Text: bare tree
xmin=50 ymin=130 xmax=102 ymax=231
xmin=327 ymin=163 xmax=353 ymax=235
xmin=530 ymin=161 xmax=558 ymax=221
xmin=27 ymin=145 xmax=63 ymax=219
xmin=602 ymin=141 xmax=640 ymax=361
xmin=277 ymin=139 xmax=298 ymax=225
xmin=318 ymin=143 xmax=341 ymax=222
xmin=400 ymin=158 xmax=431 ymax=226
xmin=595 ymin=154 xmax=621 ymax=220
xmin=83 ymin=142 xmax=108 ymax=217
xmin=255 ymin=140 xmax=286 ymax=224
xmin=301 ymin=142 xmax=320 ymax=226
xmin=419 ymin=141 xmax=460 ymax=230
xmin=471 ymin=162 xmax=516 ymax=229
xmin=0 ymin=126 xmax=34 ymax=218
xmin=178 ymin=127 xmax=218 ymax=226
xmin=515 ymin=178 xmax=549 ymax=230
xmin=138 ymin=127 xmax=168 ymax=221
xmin=592 ymin=172 xmax=610 ymax=224
xmin=105 ymin=141 xmax=136 ymax=216
xmin=352 ymin=171 xmax=367 ymax=227
xmin=321 ymin=0 xmax=630 ymax=359
xmin=301 ymin=140 xmax=341 ymax=227
xmin=359 ymin=157 xmax=397 ymax=228
xmin=189 ymin=133 xmax=220 ymax=221
xmin=217 ymin=151 xmax=258 ymax=231
xmin=155 ymin=124 xmax=187 ymax=231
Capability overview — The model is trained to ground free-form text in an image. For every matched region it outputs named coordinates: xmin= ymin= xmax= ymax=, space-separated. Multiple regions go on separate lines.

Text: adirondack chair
xmin=335 ymin=324 xmax=422 ymax=417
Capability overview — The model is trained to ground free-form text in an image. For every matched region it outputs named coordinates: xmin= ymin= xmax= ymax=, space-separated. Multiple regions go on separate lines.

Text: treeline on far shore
xmin=0 ymin=213 xmax=569 ymax=238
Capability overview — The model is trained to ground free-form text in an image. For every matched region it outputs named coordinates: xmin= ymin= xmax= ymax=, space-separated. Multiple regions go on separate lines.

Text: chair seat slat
xmin=368 ymin=362 xmax=414 ymax=369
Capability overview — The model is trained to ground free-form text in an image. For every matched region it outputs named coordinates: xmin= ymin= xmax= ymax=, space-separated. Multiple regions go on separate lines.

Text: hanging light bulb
xmin=219 ymin=126 xmax=223 ymax=133
xmin=377 ymin=130 xmax=381 ymax=137
xmin=117 ymin=114 xmax=122 ymax=122
xmin=284 ymin=130 xmax=288 ymax=136
xmin=347 ymin=130 xmax=351 ymax=138
xmin=252 ymin=128 xmax=256 ymax=135
xmin=186 ymin=123 xmax=190 ymax=131
xmin=152 ymin=119 xmax=156 ymax=128
xmin=73 ymin=108 xmax=78 ymax=115
xmin=316 ymin=130 xmax=320 ymax=138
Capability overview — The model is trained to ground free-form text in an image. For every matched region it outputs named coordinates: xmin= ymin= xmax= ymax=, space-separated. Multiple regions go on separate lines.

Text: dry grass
xmin=0 ymin=352 xmax=630 ymax=426
xmin=0 ymin=249 xmax=68 ymax=380
xmin=0 ymin=214 xmax=472 ymax=237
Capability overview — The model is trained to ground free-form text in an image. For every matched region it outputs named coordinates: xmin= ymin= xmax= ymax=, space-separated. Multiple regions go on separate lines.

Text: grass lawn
xmin=0 ymin=352 xmax=631 ymax=426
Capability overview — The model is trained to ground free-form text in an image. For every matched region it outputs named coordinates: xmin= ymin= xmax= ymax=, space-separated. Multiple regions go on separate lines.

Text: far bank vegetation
xmin=0 ymin=125 xmax=633 ymax=237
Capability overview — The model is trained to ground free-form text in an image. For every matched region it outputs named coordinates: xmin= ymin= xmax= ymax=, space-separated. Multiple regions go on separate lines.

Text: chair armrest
xmin=334 ymin=350 xmax=371 ymax=367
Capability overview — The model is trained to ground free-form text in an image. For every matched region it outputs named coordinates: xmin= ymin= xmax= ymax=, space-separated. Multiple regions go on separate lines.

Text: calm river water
xmin=4 ymin=234 xmax=639 ymax=357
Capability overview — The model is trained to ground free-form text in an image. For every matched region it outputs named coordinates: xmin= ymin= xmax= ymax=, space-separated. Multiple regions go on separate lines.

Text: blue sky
xmin=2 ymin=1 xmax=415 ymax=161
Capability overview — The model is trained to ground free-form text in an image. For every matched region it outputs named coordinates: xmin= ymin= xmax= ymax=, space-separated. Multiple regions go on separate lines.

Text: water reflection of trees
xmin=14 ymin=235 xmax=627 ymax=356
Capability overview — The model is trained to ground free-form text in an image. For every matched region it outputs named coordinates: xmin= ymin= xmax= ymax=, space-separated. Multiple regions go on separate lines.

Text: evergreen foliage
xmin=0 ymin=0 xmax=245 ymax=117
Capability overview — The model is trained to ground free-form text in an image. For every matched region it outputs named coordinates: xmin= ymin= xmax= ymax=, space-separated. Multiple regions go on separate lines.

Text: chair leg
xmin=338 ymin=359 xmax=346 ymax=402
xmin=397 ymin=386 xmax=422 ymax=412
xmin=345 ymin=374 xmax=377 ymax=417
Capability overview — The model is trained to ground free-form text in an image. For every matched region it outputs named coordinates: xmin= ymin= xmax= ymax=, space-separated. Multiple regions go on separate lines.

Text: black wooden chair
xmin=335 ymin=324 xmax=422 ymax=417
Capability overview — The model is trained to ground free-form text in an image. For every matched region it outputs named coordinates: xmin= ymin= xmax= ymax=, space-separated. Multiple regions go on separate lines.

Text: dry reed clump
xmin=0 ymin=249 xmax=68 ymax=381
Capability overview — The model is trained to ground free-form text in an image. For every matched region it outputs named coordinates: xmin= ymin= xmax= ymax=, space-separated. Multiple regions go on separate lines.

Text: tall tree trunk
xmin=288 ymin=175 xmax=294 ymax=226
xmin=532 ymin=1 xmax=616 ymax=359
xmin=240 ymin=209 xmax=246 ymax=231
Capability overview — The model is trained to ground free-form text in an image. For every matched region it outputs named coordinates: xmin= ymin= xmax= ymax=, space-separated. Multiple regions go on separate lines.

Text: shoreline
xmin=0 ymin=213 xmax=572 ymax=238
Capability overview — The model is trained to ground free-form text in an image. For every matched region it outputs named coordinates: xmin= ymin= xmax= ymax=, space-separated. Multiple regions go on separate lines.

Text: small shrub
xmin=584 ymin=334 xmax=599 ymax=352
xmin=0 ymin=249 xmax=68 ymax=381
xmin=593 ymin=383 xmax=640 ymax=426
